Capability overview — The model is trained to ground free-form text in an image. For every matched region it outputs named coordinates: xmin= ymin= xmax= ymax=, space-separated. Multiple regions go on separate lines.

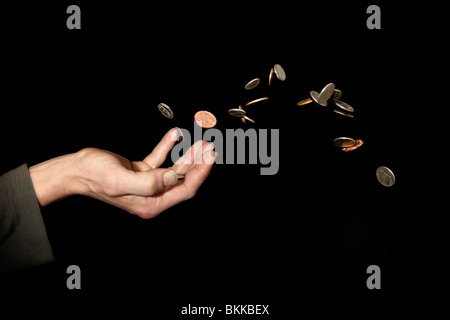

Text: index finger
xmin=143 ymin=128 xmax=183 ymax=169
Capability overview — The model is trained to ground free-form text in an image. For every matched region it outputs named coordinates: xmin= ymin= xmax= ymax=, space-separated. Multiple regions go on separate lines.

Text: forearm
xmin=29 ymin=152 xmax=83 ymax=207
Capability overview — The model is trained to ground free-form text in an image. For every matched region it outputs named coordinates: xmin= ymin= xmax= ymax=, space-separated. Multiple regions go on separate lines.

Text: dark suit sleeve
xmin=0 ymin=164 xmax=54 ymax=273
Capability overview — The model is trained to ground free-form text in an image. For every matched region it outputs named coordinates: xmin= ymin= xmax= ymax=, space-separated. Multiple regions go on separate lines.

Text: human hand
xmin=30 ymin=128 xmax=216 ymax=218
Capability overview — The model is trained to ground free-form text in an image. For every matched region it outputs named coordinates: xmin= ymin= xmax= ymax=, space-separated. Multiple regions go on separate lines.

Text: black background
xmin=0 ymin=0 xmax=419 ymax=317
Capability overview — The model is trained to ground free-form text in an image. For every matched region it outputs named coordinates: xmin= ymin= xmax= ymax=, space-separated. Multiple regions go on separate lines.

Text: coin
xmin=333 ymin=109 xmax=354 ymax=118
xmin=194 ymin=110 xmax=217 ymax=128
xmin=334 ymin=99 xmax=354 ymax=112
xmin=310 ymin=91 xmax=320 ymax=104
xmin=245 ymin=78 xmax=260 ymax=90
xmin=333 ymin=137 xmax=356 ymax=148
xmin=268 ymin=68 xmax=274 ymax=86
xmin=331 ymin=89 xmax=342 ymax=101
xmin=239 ymin=105 xmax=245 ymax=123
xmin=245 ymin=97 xmax=269 ymax=106
xmin=228 ymin=108 xmax=246 ymax=117
xmin=376 ymin=166 xmax=395 ymax=187
xmin=158 ymin=103 xmax=174 ymax=119
xmin=297 ymin=98 xmax=313 ymax=106
xmin=318 ymin=83 xmax=335 ymax=106
xmin=244 ymin=116 xmax=255 ymax=123
xmin=342 ymin=139 xmax=363 ymax=152
xmin=274 ymin=64 xmax=286 ymax=81
xmin=233 ymin=106 xmax=255 ymax=124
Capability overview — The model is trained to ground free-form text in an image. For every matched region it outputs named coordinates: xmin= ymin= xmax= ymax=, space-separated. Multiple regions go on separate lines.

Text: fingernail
xmin=204 ymin=141 xmax=214 ymax=152
xmin=163 ymin=170 xmax=178 ymax=187
xmin=172 ymin=127 xmax=184 ymax=142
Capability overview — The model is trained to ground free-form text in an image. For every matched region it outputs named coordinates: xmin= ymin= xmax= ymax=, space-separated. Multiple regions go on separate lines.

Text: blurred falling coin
xmin=158 ymin=103 xmax=174 ymax=119
xmin=194 ymin=110 xmax=217 ymax=128
xmin=228 ymin=108 xmax=246 ymax=117
xmin=296 ymin=97 xmax=313 ymax=106
xmin=376 ymin=166 xmax=395 ymax=187
xmin=334 ymin=99 xmax=354 ymax=113
xmin=342 ymin=139 xmax=363 ymax=152
xmin=245 ymin=78 xmax=260 ymax=90
xmin=318 ymin=83 xmax=335 ymax=106
xmin=333 ymin=109 xmax=354 ymax=118
xmin=333 ymin=137 xmax=356 ymax=148
xmin=239 ymin=105 xmax=245 ymax=124
xmin=246 ymin=97 xmax=269 ymax=106
xmin=243 ymin=115 xmax=255 ymax=123
xmin=268 ymin=68 xmax=274 ymax=86
xmin=273 ymin=64 xmax=286 ymax=81
xmin=233 ymin=106 xmax=255 ymax=124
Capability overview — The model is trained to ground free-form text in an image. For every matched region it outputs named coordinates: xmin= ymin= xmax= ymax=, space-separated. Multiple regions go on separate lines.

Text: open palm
xmin=77 ymin=128 xmax=215 ymax=218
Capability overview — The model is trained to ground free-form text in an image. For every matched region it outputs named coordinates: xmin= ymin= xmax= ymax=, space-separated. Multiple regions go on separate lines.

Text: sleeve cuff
xmin=0 ymin=164 xmax=55 ymax=273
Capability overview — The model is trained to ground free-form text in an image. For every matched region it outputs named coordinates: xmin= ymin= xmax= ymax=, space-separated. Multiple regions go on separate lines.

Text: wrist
xmin=29 ymin=151 xmax=85 ymax=206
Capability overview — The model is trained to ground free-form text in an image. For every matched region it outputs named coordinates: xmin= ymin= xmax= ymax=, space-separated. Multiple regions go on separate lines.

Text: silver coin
xmin=331 ymin=89 xmax=342 ymax=101
xmin=310 ymin=91 xmax=320 ymax=104
xmin=376 ymin=166 xmax=396 ymax=187
xmin=245 ymin=78 xmax=260 ymax=90
xmin=158 ymin=103 xmax=174 ymax=119
xmin=318 ymin=83 xmax=335 ymax=106
xmin=273 ymin=64 xmax=286 ymax=81
xmin=333 ymin=137 xmax=356 ymax=148
xmin=333 ymin=109 xmax=354 ymax=118
xmin=228 ymin=108 xmax=246 ymax=117
xmin=334 ymin=99 xmax=354 ymax=112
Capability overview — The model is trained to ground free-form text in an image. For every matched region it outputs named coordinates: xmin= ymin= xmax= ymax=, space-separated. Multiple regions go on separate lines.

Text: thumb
xmin=119 ymin=168 xmax=178 ymax=196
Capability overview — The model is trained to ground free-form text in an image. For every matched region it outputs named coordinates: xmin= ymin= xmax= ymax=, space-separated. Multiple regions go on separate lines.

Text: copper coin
xmin=194 ymin=110 xmax=217 ymax=128
xmin=239 ymin=105 xmax=245 ymax=123
xmin=245 ymin=97 xmax=269 ymax=106
xmin=268 ymin=68 xmax=274 ymax=86
xmin=297 ymin=97 xmax=313 ymax=106
xmin=342 ymin=139 xmax=364 ymax=152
